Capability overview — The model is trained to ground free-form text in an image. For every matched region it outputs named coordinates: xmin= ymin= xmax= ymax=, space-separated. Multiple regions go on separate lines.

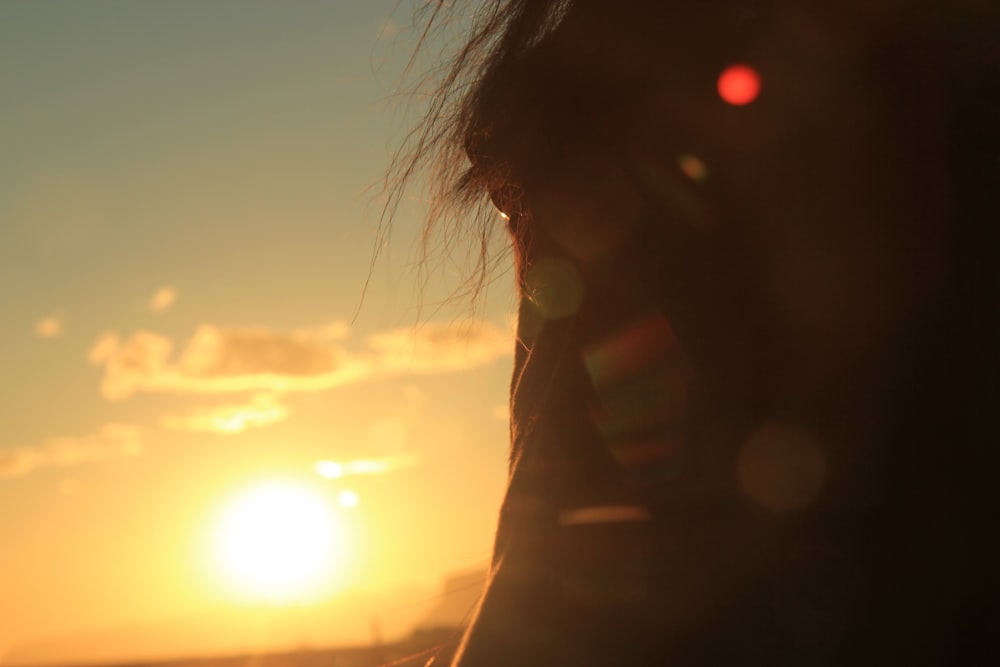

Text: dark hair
xmin=379 ymin=0 xmax=570 ymax=309
xmin=383 ymin=0 xmax=999 ymax=303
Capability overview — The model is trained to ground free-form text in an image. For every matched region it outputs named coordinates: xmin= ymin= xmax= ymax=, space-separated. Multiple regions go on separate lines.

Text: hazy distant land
xmin=2 ymin=570 xmax=485 ymax=667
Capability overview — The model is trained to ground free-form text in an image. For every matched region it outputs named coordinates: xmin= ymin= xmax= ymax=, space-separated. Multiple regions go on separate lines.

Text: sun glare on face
xmin=211 ymin=481 xmax=344 ymax=603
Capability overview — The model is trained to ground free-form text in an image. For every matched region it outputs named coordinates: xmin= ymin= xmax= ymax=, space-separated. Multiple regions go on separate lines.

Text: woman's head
xmin=391 ymin=2 xmax=1000 ymax=663
xmin=397 ymin=0 xmax=997 ymax=428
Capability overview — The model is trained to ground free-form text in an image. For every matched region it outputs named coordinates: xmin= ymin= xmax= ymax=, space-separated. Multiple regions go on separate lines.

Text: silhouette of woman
xmin=389 ymin=1 xmax=1000 ymax=664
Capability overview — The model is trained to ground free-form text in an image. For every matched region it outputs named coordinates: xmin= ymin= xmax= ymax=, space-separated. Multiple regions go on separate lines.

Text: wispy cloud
xmin=148 ymin=287 xmax=177 ymax=313
xmin=314 ymin=453 xmax=419 ymax=480
xmin=0 ymin=423 xmax=143 ymax=480
xmin=89 ymin=320 xmax=512 ymax=401
xmin=178 ymin=324 xmax=340 ymax=377
xmin=160 ymin=393 xmax=288 ymax=435
xmin=35 ymin=316 xmax=62 ymax=338
xmin=366 ymin=321 xmax=514 ymax=374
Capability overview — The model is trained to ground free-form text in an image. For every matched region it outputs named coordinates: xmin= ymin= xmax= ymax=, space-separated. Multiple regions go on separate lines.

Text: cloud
xmin=88 ymin=331 xmax=120 ymax=365
xmin=92 ymin=330 xmax=174 ymax=400
xmin=35 ymin=316 xmax=62 ymax=338
xmin=91 ymin=323 xmax=367 ymax=400
xmin=314 ymin=453 xmax=419 ymax=480
xmin=90 ymin=320 xmax=512 ymax=401
xmin=366 ymin=321 xmax=514 ymax=374
xmin=160 ymin=393 xmax=288 ymax=435
xmin=0 ymin=423 xmax=143 ymax=480
xmin=178 ymin=325 xmax=338 ymax=377
xmin=149 ymin=287 xmax=177 ymax=313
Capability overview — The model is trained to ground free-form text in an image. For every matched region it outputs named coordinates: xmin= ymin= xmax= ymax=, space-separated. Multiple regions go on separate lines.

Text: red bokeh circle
xmin=717 ymin=64 xmax=761 ymax=106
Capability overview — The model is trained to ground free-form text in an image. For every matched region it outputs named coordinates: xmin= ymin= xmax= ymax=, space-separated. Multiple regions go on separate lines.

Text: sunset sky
xmin=0 ymin=2 xmax=515 ymax=663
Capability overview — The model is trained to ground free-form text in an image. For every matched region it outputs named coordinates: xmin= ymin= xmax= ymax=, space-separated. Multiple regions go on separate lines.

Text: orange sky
xmin=0 ymin=2 xmax=514 ymax=663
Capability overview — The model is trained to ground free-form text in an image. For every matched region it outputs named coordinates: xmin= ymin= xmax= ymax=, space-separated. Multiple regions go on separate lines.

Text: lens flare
xmin=677 ymin=154 xmax=709 ymax=184
xmin=738 ymin=423 xmax=826 ymax=511
xmin=524 ymin=256 xmax=585 ymax=319
xmin=717 ymin=64 xmax=761 ymax=106
xmin=337 ymin=489 xmax=360 ymax=508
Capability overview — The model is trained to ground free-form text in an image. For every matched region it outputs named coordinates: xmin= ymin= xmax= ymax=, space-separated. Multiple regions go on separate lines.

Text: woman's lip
xmin=605 ymin=438 xmax=686 ymax=472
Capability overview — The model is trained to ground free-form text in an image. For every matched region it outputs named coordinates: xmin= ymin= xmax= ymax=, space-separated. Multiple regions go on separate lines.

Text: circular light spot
xmin=738 ymin=423 xmax=825 ymax=512
xmin=631 ymin=156 xmax=709 ymax=228
xmin=337 ymin=489 xmax=360 ymax=508
xmin=524 ymin=256 xmax=585 ymax=319
xmin=717 ymin=64 xmax=761 ymax=106
xmin=677 ymin=154 xmax=709 ymax=184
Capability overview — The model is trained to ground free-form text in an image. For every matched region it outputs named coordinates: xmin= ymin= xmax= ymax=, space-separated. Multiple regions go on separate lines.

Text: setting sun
xmin=211 ymin=481 xmax=345 ymax=603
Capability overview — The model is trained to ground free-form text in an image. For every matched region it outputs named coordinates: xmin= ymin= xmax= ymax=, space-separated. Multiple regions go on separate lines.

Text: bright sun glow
xmin=211 ymin=481 xmax=344 ymax=603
